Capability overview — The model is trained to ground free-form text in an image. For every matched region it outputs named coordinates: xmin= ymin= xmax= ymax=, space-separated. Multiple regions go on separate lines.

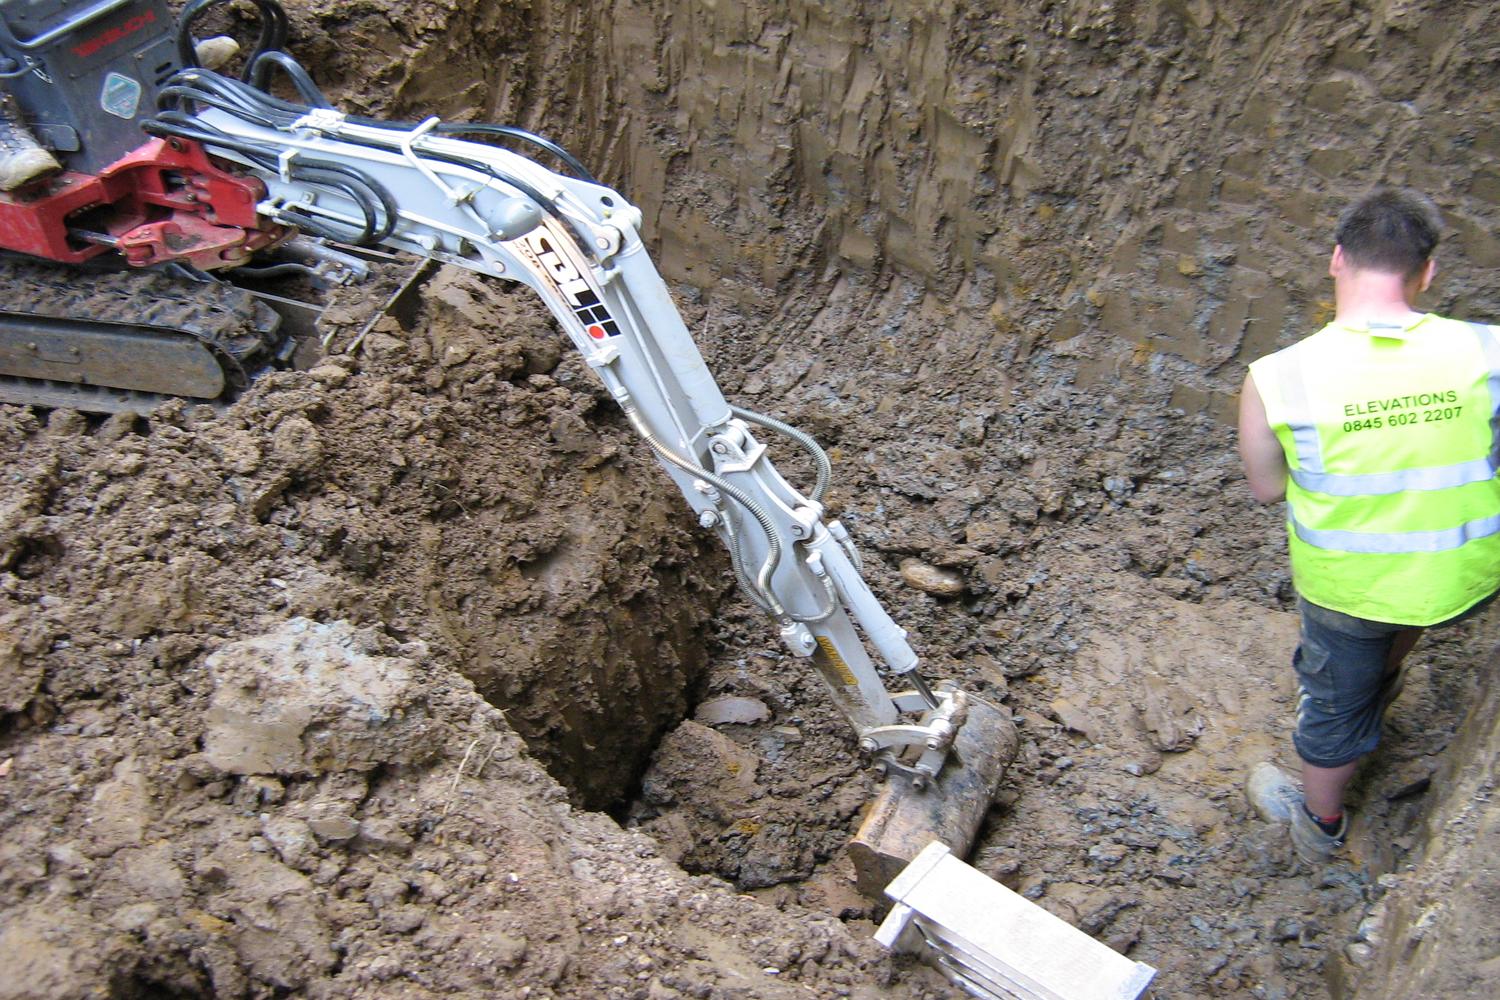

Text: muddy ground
xmin=4 ymin=1 xmax=1500 ymax=998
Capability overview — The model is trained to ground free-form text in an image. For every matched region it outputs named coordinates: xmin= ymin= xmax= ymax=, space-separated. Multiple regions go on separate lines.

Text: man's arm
xmin=1238 ymin=372 xmax=1288 ymax=503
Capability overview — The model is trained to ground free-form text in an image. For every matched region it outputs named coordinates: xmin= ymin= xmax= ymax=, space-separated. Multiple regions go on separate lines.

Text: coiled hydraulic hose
xmin=730 ymin=404 xmax=832 ymax=504
xmin=175 ymin=0 xmax=289 ymax=79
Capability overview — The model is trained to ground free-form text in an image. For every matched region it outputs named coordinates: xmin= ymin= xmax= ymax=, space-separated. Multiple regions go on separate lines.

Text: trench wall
xmin=1358 ymin=646 xmax=1500 ymax=1000
xmin=306 ymin=0 xmax=1500 ymax=417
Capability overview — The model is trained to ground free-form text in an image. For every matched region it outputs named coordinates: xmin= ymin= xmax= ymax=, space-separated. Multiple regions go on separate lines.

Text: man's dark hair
xmin=1335 ymin=188 xmax=1442 ymax=278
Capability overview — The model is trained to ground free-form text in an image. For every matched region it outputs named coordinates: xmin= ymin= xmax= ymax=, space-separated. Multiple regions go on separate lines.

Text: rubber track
xmin=0 ymin=257 xmax=284 ymax=406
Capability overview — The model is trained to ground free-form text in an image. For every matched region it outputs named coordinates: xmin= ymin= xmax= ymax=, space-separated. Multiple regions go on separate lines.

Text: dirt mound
xmin=0 ymin=277 xmax=952 ymax=998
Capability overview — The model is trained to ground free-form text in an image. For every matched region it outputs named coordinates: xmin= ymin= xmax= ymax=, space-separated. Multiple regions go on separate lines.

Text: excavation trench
xmin=2 ymin=2 xmax=1499 ymax=999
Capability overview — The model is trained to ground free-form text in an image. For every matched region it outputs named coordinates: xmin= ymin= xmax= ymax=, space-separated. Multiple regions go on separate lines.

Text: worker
xmin=1238 ymin=187 xmax=1500 ymax=864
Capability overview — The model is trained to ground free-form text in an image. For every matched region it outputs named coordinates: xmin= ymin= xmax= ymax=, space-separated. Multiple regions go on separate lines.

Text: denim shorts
xmin=1292 ymin=592 xmax=1497 ymax=768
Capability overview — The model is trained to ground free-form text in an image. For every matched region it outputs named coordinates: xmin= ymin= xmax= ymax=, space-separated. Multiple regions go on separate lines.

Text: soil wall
xmin=2 ymin=2 xmax=1498 ymax=997
xmin=303 ymin=0 xmax=1500 ymax=420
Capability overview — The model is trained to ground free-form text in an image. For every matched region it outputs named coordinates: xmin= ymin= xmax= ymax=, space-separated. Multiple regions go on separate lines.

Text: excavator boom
xmin=0 ymin=1 xmax=1017 ymax=894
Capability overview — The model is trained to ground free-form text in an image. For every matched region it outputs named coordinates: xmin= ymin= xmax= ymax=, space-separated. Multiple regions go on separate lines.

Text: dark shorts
xmin=1293 ymin=591 xmax=1498 ymax=768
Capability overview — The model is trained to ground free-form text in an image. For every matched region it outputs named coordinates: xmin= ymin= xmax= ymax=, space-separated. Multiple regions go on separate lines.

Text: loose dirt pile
xmin=0 ymin=279 xmax=958 ymax=998
xmin=4 ymin=1 xmax=1500 ymax=998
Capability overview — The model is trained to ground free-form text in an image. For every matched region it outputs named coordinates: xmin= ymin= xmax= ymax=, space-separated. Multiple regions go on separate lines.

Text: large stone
xmin=202 ymin=618 xmax=437 ymax=776
xmin=899 ymin=558 xmax=965 ymax=597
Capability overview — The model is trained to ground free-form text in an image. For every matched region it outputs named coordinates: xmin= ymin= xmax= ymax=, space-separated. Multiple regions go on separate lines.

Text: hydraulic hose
xmin=621 ymin=407 xmax=787 ymax=620
xmin=246 ymin=50 xmax=331 ymax=107
xmin=718 ymin=507 xmax=773 ymax=614
xmin=730 ymin=405 xmax=832 ymax=503
xmin=175 ymin=0 xmax=288 ymax=75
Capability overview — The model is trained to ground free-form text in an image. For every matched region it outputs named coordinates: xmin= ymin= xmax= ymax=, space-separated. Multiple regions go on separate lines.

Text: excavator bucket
xmin=848 ymin=696 xmax=1020 ymax=898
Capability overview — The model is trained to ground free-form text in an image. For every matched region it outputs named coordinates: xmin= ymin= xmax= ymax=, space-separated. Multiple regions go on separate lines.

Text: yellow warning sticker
xmin=813 ymin=636 xmax=859 ymax=687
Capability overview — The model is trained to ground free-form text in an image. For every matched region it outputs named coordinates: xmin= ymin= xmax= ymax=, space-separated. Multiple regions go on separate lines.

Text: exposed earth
xmin=2 ymin=2 xmax=1499 ymax=999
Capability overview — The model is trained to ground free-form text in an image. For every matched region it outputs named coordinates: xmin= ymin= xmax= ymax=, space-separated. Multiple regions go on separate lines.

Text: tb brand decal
xmin=522 ymin=232 xmax=620 ymax=340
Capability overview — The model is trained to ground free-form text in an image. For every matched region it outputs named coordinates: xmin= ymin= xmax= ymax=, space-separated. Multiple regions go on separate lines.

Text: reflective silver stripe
xmin=1468 ymin=322 xmax=1500 ymax=469
xmin=1275 ymin=344 xmax=1326 ymax=473
xmin=1291 ymin=456 xmax=1498 ymax=496
xmin=1291 ymin=509 xmax=1500 ymax=554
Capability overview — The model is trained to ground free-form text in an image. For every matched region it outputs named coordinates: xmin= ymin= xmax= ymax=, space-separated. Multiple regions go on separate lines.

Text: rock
xmin=306 ymin=803 xmax=360 ymax=842
xmin=244 ymin=776 xmax=286 ymax=805
xmin=1049 ymin=697 xmax=1103 ymax=742
xmin=1037 ymin=882 xmax=1133 ymax=934
xmin=964 ymin=519 xmax=1019 ymax=554
xmin=641 ymin=722 xmax=760 ymax=815
xmin=109 ymin=843 xmax=186 ymax=901
xmin=481 ymin=931 xmax=529 ymax=971
xmin=0 ymin=614 xmax=43 ymax=716
xmin=1136 ymin=675 xmax=1205 ymax=752
xmin=548 ymin=409 xmax=598 ymax=453
xmin=695 ymin=696 xmax=771 ymax=726
xmin=1271 ymin=917 xmax=1303 ymax=941
xmin=381 ymin=905 xmax=427 ymax=934
xmin=201 ymin=618 xmax=436 ymax=776
xmin=86 ymin=756 xmax=151 ymax=855
xmin=898 ymin=558 xmax=965 ymax=597
xmin=270 ymin=415 xmax=323 ymax=474
xmin=204 ymin=842 xmax=337 ymax=987
xmin=736 ymin=819 xmax=817 ymax=889
xmin=109 ymin=902 xmax=160 ymax=933
xmin=359 ymin=817 xmax=415 ymax=853
xmin=932 ymin=545 xmax=983 ymax=568
xmin=364 ymin=872 xmax=409 ymax=910
xmin=263 ymin=816 xmax=316 ymax=868
xmin=307 ymin=364 xmax=349 ymax=387
xmin=1087 ymin=843 xmax=1128 ymax=868
xmin=956 ymin=414 xmax=988 ymax=445
xmin=209 ymin=428 xmax=263 ymax=475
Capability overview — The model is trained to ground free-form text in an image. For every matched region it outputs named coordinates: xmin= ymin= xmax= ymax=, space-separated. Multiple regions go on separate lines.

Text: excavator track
xmin=0 ymin=257 xmax=287 ymax=413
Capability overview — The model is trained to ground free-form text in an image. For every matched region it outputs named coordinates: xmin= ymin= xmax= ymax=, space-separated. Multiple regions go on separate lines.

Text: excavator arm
xmin=0 ymin=0 xmax=1015 ymax=886
xmin=194 ymin=84 xmax=974 ymax=744
xmin=153 ymin=65 xmax=1018 ymax=893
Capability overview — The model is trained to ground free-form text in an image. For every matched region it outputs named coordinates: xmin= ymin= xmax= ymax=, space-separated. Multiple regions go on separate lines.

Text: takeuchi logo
xmin=71 ymin=8 xmax=157 ymax=59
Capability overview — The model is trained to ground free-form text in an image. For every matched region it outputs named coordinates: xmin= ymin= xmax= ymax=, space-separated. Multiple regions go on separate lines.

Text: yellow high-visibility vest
xmin=1249 ymin=314 xmax=1500 ymax=626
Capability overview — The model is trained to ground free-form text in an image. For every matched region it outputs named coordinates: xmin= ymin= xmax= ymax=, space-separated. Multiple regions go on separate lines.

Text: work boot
xmin=1246 ymin=762 xmax=1348 ymax=865
xmin=1289 ymin=802 xmax=1348 ymax=864
xmin=0 ymin=98 xmax=60 ymax=192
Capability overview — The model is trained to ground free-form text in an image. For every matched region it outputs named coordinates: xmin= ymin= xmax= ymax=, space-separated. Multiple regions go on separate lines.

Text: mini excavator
xmin=0 ymin=0 xmax=1017 ymax=895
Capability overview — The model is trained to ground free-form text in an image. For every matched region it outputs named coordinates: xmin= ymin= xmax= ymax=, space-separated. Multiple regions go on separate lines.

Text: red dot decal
xmin=587 ymin=325 xmax=606 ymax=339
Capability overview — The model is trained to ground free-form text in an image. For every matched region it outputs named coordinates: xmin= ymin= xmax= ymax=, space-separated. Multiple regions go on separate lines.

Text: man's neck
xmin=1333 ymin=271 xmax=1422 ymax=327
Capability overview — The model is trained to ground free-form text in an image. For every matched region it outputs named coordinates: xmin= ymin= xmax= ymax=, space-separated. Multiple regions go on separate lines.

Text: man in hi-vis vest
xmin=1238 ymin=188 xmax=1500 ymax=864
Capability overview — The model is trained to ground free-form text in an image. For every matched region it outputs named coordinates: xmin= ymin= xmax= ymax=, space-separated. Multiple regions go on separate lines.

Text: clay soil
xmin=4 ymin=2 xmax=1500 ymax=999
